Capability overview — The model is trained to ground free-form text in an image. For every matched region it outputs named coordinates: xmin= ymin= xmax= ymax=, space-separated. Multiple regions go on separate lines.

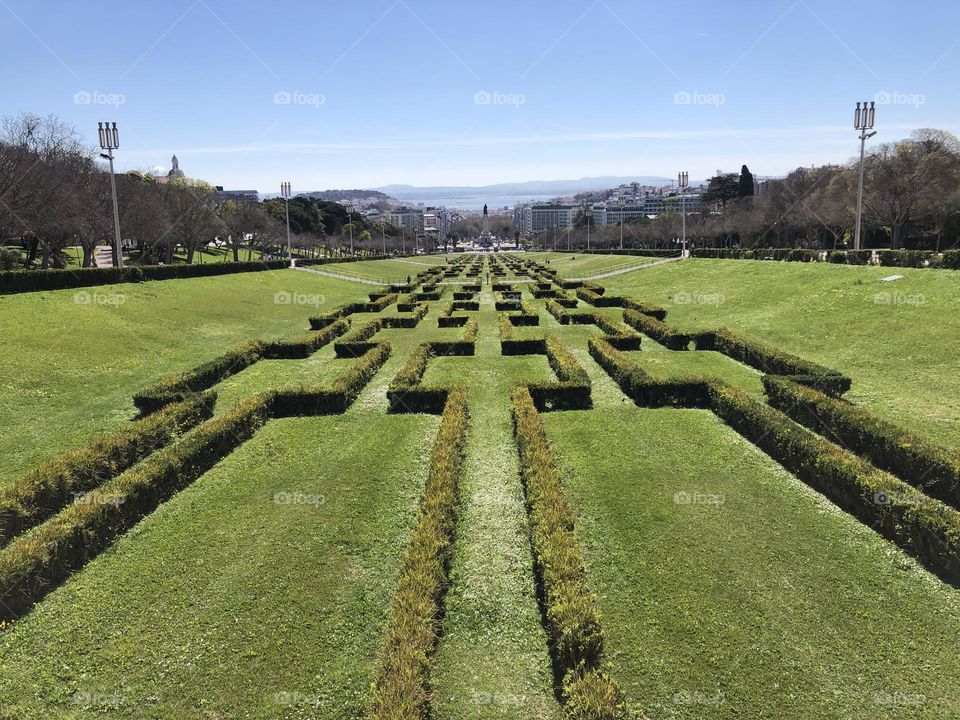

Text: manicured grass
xmin=425 ymin=291 xmax=560 ymax=720
xmin=604 ymin=258 xmax=960 ymax=449
xmin=526 ymin=251 xmax=662 ymax=279
xmin=0 ymin=381 xmax=439 ymax=719
xmin=544 ymin=348 xmax=960 ymax=719
xmin=0 ymin=269 xmax=370 ymax=486
xmin=320 ymin=257 xmax=451 ymax=283
xmin=3 ymin=254 xmax=960 ymax=718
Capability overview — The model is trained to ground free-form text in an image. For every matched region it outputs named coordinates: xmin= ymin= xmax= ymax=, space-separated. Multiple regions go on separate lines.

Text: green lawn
xmin=602 ymin=258 xmax=960 ymax=449
xmin=525 ymin=251 xmax=665 ymax=279
xmin=545 ymin=360 xmax=960 ymax=719
xmin=318 ymin=256 xmax=451 ymax=284
xmin=0 ymin=269 xmax=370 ymax=485
xmin=2 ymin=254 xmax=959 ymax=718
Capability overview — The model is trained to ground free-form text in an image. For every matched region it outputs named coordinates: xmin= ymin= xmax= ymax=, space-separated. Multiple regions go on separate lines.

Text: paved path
xmin=293 ymin=266 xmax=388 ymax=286
xmin=570 ymin=254 xmax=684 ymax=281
xmin=94 ymin=245 xmax=114 ymax=267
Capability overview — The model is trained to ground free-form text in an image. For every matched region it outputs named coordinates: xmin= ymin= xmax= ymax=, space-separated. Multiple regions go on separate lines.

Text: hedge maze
xmin=3 ymin=251 xmax=960 ymax=718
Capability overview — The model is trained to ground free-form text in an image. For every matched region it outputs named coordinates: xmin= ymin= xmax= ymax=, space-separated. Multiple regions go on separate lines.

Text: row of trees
xmin=542 ymin=129 xmax=960 ymax=251
xmin=0 ymin=114 xmax=408 ymax=269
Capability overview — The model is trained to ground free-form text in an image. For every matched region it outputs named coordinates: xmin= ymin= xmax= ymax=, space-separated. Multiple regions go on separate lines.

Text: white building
xmin=531 ymin=204 xmax=576 ymax=233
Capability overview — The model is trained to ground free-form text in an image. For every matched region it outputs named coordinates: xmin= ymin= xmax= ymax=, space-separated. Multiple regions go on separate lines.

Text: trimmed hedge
xmin=261 ymin=318 xmax=351 ymax=360
xmin=133 ymin=340 xmax=266 ymax=414
xmin=622 ymin=309 xmax=691 ymax=350
xmin=369 ymin=386 xmax=468 ymax=719
xmin=588 ymin=337 xmax=712 ymax=408
xmin=0 ymin=394 xmax=271 ymax=620
xmin=696 ymin=327 xmax=850 ymax=396
xmin=511 ymin=386 xmax=624 ymax=717
xmin=528 ymin=337 xmax=592 ymax=411
xmin=709 ymin=382 xmax=960 ymax=584
xmin=877 ymin=249 xmax=934 ymax=268
xmin=622 ymin=297 xmax=667 ymax=321
xmin=764 ymin=376 xmax=960 ymax=509
xmin=828 ymin=250 xmax=872 ymax=265
xmin=0 ymin=394 xmax=214 ymax=548
xmin=0 ymin=260 xmax=290 ymax=295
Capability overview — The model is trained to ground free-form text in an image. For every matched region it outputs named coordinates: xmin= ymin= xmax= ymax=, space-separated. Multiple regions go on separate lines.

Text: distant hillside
xmin=375 ymin=176 xmax=674 ymax=201
xmin=301 ymin=189 xmax=394 ymax=202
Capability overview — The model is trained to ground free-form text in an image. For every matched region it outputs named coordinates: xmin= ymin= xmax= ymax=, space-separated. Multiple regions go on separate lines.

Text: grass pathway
xmin=428 ymin=286 xmax=560 ymax=720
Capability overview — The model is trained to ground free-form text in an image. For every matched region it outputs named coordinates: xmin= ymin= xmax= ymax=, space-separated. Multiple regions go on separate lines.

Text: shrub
xmin=0 ymin=394 xmax=214 ymax=548
xmin=709 ymin=382 xmax=960 ymax=584
xmin=877 ymin=249 xmax=934 ymax=268
xmin=941 ymin=250 xmax=960 ymax=270
xmin=622 ymin=297 xmax=667 ymax=320
xmin=764 ymin=376 xmax=960 ymax=509
xmin=622 ymin=309 xmax=690 ymax=350
xmin=696 ymin=327 xmax=850 ymax=396
xmin=387 ymin=344 xmax=448 ymax=413
xmin=261 ymin=317 xmax=351 ymax=359
xmin=133 ymin=339 xmax=267 ymax=414
xmin=0 ymin=394 xmax=271 ymax=620
xmin=511 ymin=387 xmax=622 ymax=714
xmin=0 ymin=260 xmax=290 ymax=295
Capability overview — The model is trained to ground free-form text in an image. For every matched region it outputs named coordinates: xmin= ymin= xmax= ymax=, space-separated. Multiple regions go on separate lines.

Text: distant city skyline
xmin=3 ymin=0 xmax=959 ymax=189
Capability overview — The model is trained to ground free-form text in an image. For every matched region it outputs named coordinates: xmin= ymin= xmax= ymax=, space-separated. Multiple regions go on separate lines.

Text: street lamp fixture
xmin=346 ymin=204 xmax=354 ymax=256
xmin=618 ymin=196 xmax=625 ymax=250
xmin=97 ymin=122 xmax=123 ymax=268
xmin=280 ymin=182 xmax=293 ymax=267
xmin=678 ymin=171 xmax=689 ymax=256
xmin=853 ymin=101 xmax=877 ymax=251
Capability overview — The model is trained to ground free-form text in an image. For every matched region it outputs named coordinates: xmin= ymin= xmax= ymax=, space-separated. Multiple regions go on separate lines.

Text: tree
xmin=701 ymin=173 xmax=739 ymax=209
xmin=737 ymin=165 xmax=755 ymax=198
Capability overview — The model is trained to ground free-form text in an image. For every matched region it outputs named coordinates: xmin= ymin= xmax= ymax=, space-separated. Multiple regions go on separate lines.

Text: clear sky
xmin=3 ymin=0 xmax=958 ymax=191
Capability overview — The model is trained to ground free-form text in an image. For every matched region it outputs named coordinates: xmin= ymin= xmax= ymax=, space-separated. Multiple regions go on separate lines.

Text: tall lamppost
xmin=853 ymin=100 xmax=877 ymax=251
xmin=678 ymin=171 xmax=689 ymax=255
xmin=618 ymin=196 xmax=625 ymax=250
xmin=382 ymin=222 xmax=387 ymax=256
xmin=97 ymin=122 xmax=123 ymax=267
xmin=586 ymin=206 xmax=591 ymax=250
xmin=346 ymin=203 xmax=354 ymax=255
xmin=280 ymin=182 xmax=293 ymax=267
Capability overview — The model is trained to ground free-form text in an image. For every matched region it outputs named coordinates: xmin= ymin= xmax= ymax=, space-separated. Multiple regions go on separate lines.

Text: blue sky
xmin=2 ymin=0 xmax=958 ymax=190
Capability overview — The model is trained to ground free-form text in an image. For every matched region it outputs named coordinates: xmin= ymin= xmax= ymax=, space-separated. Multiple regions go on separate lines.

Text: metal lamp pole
xmin=382 ymin=222 xmax=387 ymax=256
xmin=281 ymin=182 xmax=293 ymax=267
xmin=97 ymin=122 xmax=123 ymax=268
xmin=347 ymin=204 xmax=354 ymax=256
xmin=618 ymin=196 xmax=624 ymax=250
xmin=586 ymin=208 xmax=591 ymax=250
xmin=853 ymin=101 xmax=877 ymax=251
xmin=678 ymin=171 xmax=689 ymax=256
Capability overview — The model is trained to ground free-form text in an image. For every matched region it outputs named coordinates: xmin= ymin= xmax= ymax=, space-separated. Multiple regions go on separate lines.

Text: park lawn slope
xmin=0 ymin=411 xmax=439 ymax=719
xmin=544 ymin=403 xmax=960 ymax=719
xmin=604 ymin=258 xmax=960 ymax=449
xmin=0 ymin=269 xmax=369 ymax=485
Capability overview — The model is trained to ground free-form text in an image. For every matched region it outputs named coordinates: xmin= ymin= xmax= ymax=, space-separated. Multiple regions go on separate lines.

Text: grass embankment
xmin=603 ymin=258 xmax=960 ymax=448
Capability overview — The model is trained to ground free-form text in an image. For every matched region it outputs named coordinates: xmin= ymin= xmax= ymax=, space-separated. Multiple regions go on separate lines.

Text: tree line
xmin=0 ymin=114 xmax=404 ymax=270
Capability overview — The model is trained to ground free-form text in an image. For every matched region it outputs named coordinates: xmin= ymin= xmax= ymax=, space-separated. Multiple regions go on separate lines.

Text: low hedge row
xmin=588 ymin=337 xmax=712 ymax=408
xmin=273 ymin=342 xmax=391 ymax=416
xmin=622 ymin=309 xmax=691 ymax=350
xmin=307 ymin=294 xmax=396 ymax=330
xmin=563 ymin=248 xmax=679 ymax=258
xmin=387 ymin=344 xmax=447 ymax=414
xmin=335 ymin=319 xmax=384 ymax=357
xmin=369 ymin=386 xmax=469 ymax=719
xmin=0 ymin=260 xmax=290 ymax=295
xmin=0 ymin=394 xmax=214 ymax=548
xmin=0 ymin=394 xmax=271 ymax=620
xmin=622 ymin=297 xmax=667 ymax=321
xmin=764 ymin=376 xmax=960 ymax=509
xmin=827 ymin=250 xmax=873 ymax=265
xmin=508 ymin=301 xmax=540 ymax=327
xmin=709 ymin=382 xmax=960 ymax=584
xmin=132 ymin=340 xmax=266 ymax=414
xmin=451 ymin=300 xmax=479 ymax=312
xmin=528 ymin=337 xmax=592 ymax=411
xmin=382 ymin=303 xmax=429 ymax=328
xmin=511 ymin=386 xmax=623 ymax=717
xmin=261 ymin=318 xmax=352 ymax=360
xmin=696 ymin=327 xmax=850 ymax=396
xmin=452 ymin=291 xmax=476 ymax=301
xmin=692 ymin=247 xmax=960 ymax=270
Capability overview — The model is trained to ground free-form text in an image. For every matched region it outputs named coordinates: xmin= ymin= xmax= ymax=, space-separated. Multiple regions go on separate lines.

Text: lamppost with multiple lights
xmin=678 ymin=171 xmax=689 ymax=256
xmin=280 ymin=182 xmax=293 ymax=267
xmin=346 ymin=204 xmax=354 ymax=255
xmin=97 ymin=122 xmax=123 ymax=268
xmin=853 ymin=101 xmax=877 ymax=251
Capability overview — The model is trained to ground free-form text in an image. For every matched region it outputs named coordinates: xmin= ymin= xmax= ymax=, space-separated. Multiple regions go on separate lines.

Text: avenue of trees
xmin=0 ymin=114 xmax=405 ymax=270
xmin=552 ymin=130 xmax=960 ymax=252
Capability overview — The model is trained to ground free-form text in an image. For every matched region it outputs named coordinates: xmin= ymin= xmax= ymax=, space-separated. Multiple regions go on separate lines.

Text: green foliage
xmin=764 ymin=376 xmax=960 ymax=509
xmin=369 ymin=387 xmax=469 ymax=720
xmin=623 ymin=308 xmax=690 ymax=350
